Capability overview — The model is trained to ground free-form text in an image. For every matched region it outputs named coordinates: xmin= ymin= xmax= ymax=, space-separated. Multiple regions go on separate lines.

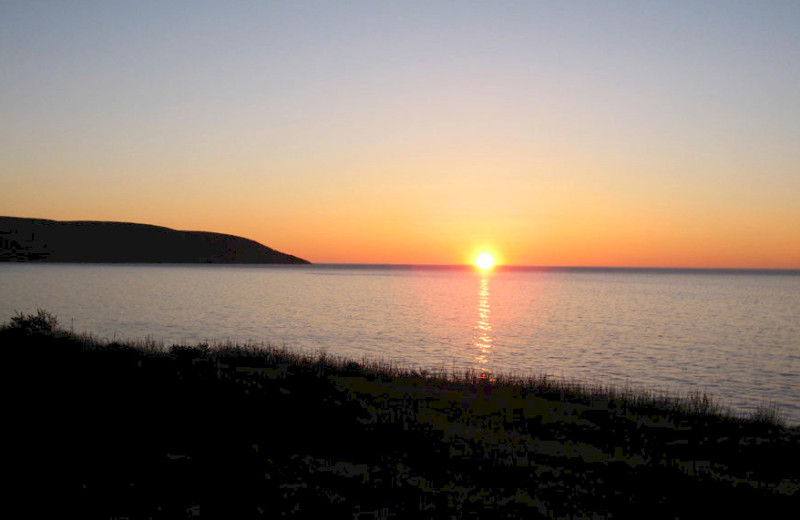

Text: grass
xmin=5 ymin=310 xmax=799 ymax=518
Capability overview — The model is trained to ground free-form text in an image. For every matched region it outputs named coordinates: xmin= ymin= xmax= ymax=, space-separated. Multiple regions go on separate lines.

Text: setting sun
xmin=475 ymin=253 xmax=496 ymax=270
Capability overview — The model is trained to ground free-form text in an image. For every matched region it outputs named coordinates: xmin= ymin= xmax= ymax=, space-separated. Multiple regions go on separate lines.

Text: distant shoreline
xmin=0 ymin=216 xmax=310 ymax=264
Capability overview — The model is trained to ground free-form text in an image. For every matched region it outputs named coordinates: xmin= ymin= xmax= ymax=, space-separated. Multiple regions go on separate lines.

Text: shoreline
xmin=6 ymin=311 xmax=798 ymax=518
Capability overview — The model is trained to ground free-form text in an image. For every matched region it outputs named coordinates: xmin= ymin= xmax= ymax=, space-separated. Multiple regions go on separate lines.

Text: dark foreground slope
xmin=0 ymin=216 xmax=309 ymax=263
xmin=5 ymin=316 xmax=798 ymax=519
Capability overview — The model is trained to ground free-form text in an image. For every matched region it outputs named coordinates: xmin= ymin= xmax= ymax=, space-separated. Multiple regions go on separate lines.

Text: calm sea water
xmin=2 ymin=263 xmax=799 ymax=424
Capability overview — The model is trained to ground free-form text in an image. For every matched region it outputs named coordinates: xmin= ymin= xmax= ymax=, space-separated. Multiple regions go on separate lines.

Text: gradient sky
xmin=2 ymin=1 xmax=799 ymax=267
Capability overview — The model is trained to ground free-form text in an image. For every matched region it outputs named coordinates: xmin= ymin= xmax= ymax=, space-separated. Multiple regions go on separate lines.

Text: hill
xmin=0 ymin=216 xmax=309 ymax=264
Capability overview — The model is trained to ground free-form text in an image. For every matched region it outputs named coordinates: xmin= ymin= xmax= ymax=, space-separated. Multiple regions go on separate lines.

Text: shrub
xmin=7 ymin=309 xmax=60 ymax=336
xmin=749 ymin=403 xmax=786 ymax=428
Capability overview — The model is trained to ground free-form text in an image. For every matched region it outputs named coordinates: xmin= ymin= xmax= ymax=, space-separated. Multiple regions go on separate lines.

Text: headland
xmin=0 ymin=216 xmax=309 ymax=264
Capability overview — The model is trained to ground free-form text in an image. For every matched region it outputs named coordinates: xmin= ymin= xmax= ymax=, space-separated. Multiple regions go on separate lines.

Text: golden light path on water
xmin=473 ymin=274 xmax=493 ymax=380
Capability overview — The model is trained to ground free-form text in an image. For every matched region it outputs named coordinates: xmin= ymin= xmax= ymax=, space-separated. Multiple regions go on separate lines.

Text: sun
xmin=475 ymin=252 xmax=496 ymax=270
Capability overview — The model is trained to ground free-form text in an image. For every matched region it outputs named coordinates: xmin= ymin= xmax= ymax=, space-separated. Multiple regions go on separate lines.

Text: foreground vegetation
xmin=6 ymin=310 xmax=799 ymax=518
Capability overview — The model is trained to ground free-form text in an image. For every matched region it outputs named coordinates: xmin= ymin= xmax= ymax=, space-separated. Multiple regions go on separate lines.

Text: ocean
xmin=2 ymin=263 xmax=798 ymax=423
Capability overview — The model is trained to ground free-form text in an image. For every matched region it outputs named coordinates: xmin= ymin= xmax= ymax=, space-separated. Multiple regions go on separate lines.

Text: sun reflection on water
xmin=473 ymin=274 xmax=494 ymax=381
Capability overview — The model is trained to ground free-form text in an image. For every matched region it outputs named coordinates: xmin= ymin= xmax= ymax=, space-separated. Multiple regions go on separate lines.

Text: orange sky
xmin=2 ymin=3 xmax=799 ymax=268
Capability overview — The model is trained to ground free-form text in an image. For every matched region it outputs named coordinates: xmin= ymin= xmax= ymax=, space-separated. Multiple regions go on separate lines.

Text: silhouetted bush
xmin=7 ymin=308 xmax=59 ymax=335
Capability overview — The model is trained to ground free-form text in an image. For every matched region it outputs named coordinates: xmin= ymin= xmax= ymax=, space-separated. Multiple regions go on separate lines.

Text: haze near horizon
xmin=2 ymin=1 xmax=798 ymax=268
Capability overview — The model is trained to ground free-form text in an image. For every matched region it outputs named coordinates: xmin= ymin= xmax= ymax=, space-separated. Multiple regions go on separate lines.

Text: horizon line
xmin=308 ymin=263 xmax=800 ymax=273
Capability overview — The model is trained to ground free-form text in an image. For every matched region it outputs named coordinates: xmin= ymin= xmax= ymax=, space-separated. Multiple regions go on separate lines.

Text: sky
xmin=2 ymin=1 xmax=799 ymax=267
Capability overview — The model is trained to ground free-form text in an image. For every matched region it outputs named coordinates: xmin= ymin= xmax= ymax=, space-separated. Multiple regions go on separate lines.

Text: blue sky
xmin=2 ymin=1 xmax=799 ymax=266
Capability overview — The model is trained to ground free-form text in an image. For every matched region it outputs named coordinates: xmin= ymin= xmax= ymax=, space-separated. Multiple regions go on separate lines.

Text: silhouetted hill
xmin=0 ymin=217 xmax=310 ymax=264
